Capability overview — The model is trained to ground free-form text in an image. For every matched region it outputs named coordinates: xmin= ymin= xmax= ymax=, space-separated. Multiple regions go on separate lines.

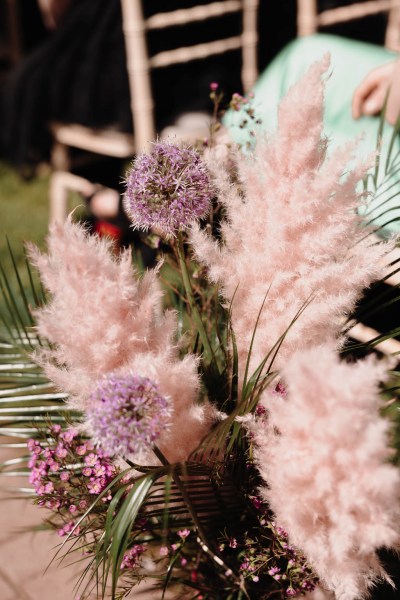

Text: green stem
xmin=176 ymin=232 xmax=214 ymax=364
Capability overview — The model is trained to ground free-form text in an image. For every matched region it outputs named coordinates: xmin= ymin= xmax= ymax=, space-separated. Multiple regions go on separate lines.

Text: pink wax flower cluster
xmin=218 ymin=494 xmax=318 ymax=596
xmin=121 ymin=544 xmax=147 ymax=570
xmin=123 ymin=141 xmax=214 ymax=237
xmin=86 ymin=372 xmax=171 ymax=459
xmin=28 ymin=425 xmax=117 ymax=536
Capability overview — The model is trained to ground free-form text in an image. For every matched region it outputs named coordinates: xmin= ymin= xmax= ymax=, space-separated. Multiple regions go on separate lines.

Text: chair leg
xmin=51 ymin=141 xmax=71 ymax=171
xmin=297 ymin=0 xmax=318 ymax=36
xmin=385 ymin=6 xmax=400 ymax=51
xmin=49 ymin=172 xmax=95 ymax=225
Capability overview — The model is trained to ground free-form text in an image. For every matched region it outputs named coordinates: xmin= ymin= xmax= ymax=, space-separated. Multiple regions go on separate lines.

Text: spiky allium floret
xmin=123 ymin=141 xmax=213 ymax=237
xmin=190 ymin=56 xmax=393 ymax=378
xmin=28 ymin=219 xmax=212 ymax=463
xmin=86 ymin=373 xmax=171 ymax=460
xmin=253 ymin=344 xmax=400 ymax=600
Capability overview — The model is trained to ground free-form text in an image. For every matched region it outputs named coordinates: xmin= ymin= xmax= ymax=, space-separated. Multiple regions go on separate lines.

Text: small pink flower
xmin=159 ymin=546 xmax=169 ymax=557
xmin=60 ymin=471 xmax=70 ymax=481
xmin=28 ymin=456 xmax=36 ymax=469
xmin=76 ymin=445 xmax=87 ymax=455
xmin=87 ymin=480 xmax=102 ymax=494
xmin=56 ymin=445 xmax=67 ymax=458
xmin=27 ymin=439 xmax=37 ymax=451
xmin=210 ymin=82 xmax=219 ymax=91
xmin=61 ymin=430 xmax=76 ymax=443
xmin=177 ymin=529 xmax=190 ymax=539
xmin=84 ymin=453 xmax=98 ymax=467
xmin=255 ymin=405 xmax=266 ymax=417
xmin=69 ymin=504 xmax=78 ymax=514
xmin=93 ymin=465 xmax=106 ymax=477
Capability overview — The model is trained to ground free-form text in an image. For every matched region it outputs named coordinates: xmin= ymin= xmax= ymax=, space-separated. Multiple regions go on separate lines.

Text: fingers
xmin=362 ymin=88 xmax=387 ymax=116
xmin=352 ymin=71 xmax=385 ymax=119
xmin=352 ymin=62 xmax=396 ymax=119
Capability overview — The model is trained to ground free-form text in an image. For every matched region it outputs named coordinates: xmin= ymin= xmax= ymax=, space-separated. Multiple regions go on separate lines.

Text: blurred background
xmin=0 ymin=0 xmax=393 ymax=270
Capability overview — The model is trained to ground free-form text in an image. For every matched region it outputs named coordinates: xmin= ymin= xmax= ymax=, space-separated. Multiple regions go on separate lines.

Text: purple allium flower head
xmin=86 ymin=373 xmax=171 ymax=459
xmin=124 ymin=141 xmax=214 ymax=237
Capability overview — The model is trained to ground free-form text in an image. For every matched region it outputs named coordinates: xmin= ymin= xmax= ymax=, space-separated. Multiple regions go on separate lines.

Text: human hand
xmin=352 ymin=61 xmax=398 ymax=121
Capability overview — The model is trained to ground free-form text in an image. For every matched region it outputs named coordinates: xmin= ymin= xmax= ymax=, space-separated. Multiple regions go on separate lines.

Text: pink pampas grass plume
xmin=253 ymin=344 xmax=400 ymax=599
xmin=28 ymin=219 xmax=211 ymax=463
xmin=190 ymin=56 xmax=393 ymax=379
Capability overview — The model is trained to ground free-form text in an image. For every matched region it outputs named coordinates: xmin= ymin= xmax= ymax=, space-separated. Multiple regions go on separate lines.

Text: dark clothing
xmin=0 ymin=0 xmax=242 ymax=172
xmin=0 ymin=0 xmax=129 ymax=169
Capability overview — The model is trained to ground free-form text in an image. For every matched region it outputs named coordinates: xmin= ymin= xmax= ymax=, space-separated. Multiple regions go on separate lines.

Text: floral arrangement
xmin=1 ymin=57 xmax=400 ymax=600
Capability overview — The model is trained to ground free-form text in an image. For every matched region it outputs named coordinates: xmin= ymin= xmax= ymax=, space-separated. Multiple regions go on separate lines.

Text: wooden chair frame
xmin=49 ymin=0 xmax=259 ymax=222
xmin=297 ymin=0 xmax=400 ymax=50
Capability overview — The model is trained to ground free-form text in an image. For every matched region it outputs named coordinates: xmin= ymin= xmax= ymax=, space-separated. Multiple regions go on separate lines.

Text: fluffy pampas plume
xmin=190 ymin=56 xmax=392 ymax=378
xmin=253 ymin=344 xmax=400 ymax=600
xmin=28 ymin=219 xmax=211 ymax=462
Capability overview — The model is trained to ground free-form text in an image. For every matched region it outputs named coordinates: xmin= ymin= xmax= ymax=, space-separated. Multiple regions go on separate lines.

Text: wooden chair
xmin=297 ymin=0 xmax=400 ymax=50
xmin=49 ymin=0 xmax=259 ymax=223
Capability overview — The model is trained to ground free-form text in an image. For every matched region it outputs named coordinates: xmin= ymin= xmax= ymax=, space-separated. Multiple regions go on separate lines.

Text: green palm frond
xmin=53 ymin=457 xmax=251 ymax=600
xmin=0 ymin=245 xmax=75 ymax=491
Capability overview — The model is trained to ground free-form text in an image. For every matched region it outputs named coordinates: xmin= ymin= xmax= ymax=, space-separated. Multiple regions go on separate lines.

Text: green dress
xmin=225 ymin=34 xmax=400 ymax=237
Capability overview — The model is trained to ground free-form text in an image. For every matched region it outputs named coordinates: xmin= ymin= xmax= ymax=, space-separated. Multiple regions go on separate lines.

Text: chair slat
xmin=51 ymin=123 xmax=135 ymax=157
xmin=150 ymin=36 xmax=243 ymax=69
xmin=146 ymin=1 xmax=242 ymax=31
xmin=318 ymin=0 xmax=400 ymax=27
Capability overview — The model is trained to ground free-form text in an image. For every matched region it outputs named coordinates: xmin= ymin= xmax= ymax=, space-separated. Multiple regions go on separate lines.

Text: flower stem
xmin=177 ymin=232 xmax=214 ymax=364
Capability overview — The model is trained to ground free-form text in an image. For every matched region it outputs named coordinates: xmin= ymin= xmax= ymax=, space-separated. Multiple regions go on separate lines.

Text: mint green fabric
xmin=225 ymin=34 xmax=400 ymax=236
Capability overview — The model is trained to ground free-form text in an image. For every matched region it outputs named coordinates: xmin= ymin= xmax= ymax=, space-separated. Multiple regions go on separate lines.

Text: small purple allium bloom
xmin=124 ymin=141 xmax=214 ymax=237
xmin=86 ymin=373 xmax=171 ymax=459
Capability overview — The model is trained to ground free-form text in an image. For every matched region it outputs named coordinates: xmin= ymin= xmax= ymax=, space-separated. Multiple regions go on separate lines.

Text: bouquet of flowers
xmin=1 ymin=57 xmax=400 ymax=600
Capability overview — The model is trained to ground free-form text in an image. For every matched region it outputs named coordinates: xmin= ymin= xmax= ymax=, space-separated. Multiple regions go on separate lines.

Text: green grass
xmin=0 ymin=161 xmax=50 ymax=320
xmin=0 ymin=161 xmax=91 ymax=320
xmin=0 ymin=161 xmax=49 ymax=256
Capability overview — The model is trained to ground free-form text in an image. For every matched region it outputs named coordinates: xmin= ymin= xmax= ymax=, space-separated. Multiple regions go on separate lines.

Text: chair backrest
xmin=121 ymin=0 xmax=259 ymax=152
xmin=297 ymin=0 xmax=400 ymax=50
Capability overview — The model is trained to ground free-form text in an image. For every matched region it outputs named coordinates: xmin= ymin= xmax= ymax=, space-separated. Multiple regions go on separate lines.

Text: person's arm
xmin=352 ymin=58 xmax=400 ymax=125
xmin=37 ymin=0 xmax=72 ymax=29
